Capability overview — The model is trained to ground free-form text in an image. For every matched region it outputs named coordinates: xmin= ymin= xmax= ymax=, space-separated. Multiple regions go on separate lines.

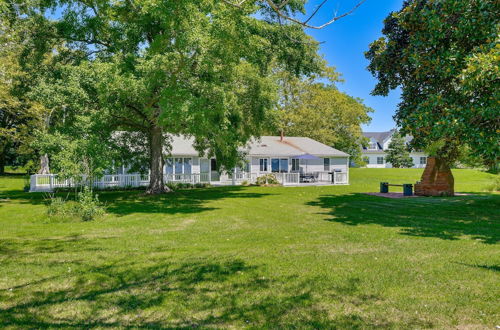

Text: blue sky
xmin=302 ymin=0 xmax=404 ymax=132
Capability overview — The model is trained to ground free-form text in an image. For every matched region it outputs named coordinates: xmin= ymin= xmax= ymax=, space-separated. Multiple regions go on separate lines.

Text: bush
xmin=46 ymin=187 xmax=105 ymax=221
xmin=47 ymin=196 xmax=76 ymax=219
xmin=166 ymin=182 xmax=210 ymax=191
xmin=77 ymin=186 xmax=105 ymax=221
xmin=255 ymin=174 xmax=280 ymax=186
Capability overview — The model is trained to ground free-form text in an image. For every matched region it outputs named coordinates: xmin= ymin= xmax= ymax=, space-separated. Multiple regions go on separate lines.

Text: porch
xmin=29 ymin=171 xmax=348 ymax=192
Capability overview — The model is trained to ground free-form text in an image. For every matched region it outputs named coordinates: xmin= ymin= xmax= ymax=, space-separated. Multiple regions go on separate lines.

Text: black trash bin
xmin=403 ymin=184 xmax=413 ymax=196
xmin=380 ymin=182 xmax=389 ymax=193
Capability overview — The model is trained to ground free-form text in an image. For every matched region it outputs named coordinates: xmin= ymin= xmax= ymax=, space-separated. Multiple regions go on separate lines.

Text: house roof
xmin=246 ymin=136 xmax=349 ymax=157
xmin=363 ymin=129 xmax=396 ymax=146
xmin=168 ymin=135 xmax=349 ymax=157
xmin=169 ymin=135 xmax=198 ymax=155
xmin=113 ymin=131 xmax=349 ymax=157
xmin=363 ymin=130 xmax=414 ymax=144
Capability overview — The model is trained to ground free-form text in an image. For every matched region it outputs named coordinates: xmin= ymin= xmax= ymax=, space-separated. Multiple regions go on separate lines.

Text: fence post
xmin=30 ymin=175 xmax=36 ymax=192
xmin=49 ymin=175 xmax=54 ymax=191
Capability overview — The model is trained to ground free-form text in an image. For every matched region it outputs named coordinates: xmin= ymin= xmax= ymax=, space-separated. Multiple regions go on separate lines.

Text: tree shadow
xmin=454 ymin=262 xmax=500 ymax=272
xmin=103 ymin=186 xmax=273 ymax=217
xmin=0 ymin=186 xmax=273 ymax=216
xmin=0 ymin=254 xmax=409 ymax=328
xmin=307 ymin=193 xmax=500 ymax=244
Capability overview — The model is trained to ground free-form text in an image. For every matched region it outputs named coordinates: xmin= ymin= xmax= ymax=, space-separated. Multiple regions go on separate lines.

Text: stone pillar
xmin=414 ymin=157 xmax=454 ymax=196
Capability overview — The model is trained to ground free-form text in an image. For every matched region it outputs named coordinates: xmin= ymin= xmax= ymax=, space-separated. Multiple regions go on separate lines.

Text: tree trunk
xmin=0 ymin=148 xmax=5 ymax=175
xmin=38 ymin=154 xmax=50 ymax=174
xmin=146 ymin=125 xmax=170 ymax=194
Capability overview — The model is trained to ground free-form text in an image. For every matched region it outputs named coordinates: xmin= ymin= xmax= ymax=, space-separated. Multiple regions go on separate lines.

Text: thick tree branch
xmin=110 ymin=113 xmax=148 ymax=131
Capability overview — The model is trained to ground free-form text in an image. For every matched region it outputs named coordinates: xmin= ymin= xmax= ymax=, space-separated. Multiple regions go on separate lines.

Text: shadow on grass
xmin=0 ymin=250 xmax=430 ymax=328
xmin=0 ymin=186 xmax=272 ymax=216
xmin=103 ymin=186 xmax=272 ymax=217
xmin=455 ymin=262 xmax=500 ymax=272
xmin=307 ymin=193 xmax=500 ymax=244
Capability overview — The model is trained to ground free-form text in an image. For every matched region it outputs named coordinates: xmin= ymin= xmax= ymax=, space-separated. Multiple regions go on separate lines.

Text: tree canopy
xmin=12 ymin=0 xmax=326 ymax=192
xmin=273 ymin=69 xmax=372 ymax=162
xmin=365 ymin=0 xmax=499 ymax=170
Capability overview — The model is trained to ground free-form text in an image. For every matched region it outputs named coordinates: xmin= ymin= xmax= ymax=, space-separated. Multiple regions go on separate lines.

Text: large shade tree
xmin=366 ymin=0 xmax=499 ymax=174
xmin=18 ymin=0 xmax=333 ymax=193
xmin=273 ymin=68 xmax=372 ymax=162
xmin=0 ymin=3 xmax=48 ymax=175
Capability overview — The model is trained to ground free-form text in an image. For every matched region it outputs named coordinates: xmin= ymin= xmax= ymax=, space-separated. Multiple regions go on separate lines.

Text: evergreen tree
xmin=385 ymin=132 xmax=413 ymax=168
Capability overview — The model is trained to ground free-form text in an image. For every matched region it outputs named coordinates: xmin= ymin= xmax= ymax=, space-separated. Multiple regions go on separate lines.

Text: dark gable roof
xmin=363 ymin=129 xmax=396 ymax=145
xmin=361 ymin=129 xmax=415 ymax=151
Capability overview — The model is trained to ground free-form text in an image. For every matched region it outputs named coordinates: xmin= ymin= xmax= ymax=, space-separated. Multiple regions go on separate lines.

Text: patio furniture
xmin=300 ymin=173 xmax=317 ymax=183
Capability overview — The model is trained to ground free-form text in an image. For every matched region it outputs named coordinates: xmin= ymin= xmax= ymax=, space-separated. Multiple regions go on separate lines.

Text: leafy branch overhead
xmin=222 ymin=0 xmax=367 ymax=29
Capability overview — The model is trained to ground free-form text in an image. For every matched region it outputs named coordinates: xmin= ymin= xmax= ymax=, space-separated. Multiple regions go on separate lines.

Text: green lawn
xmin=0 ymin=168 xmax=499 ymax=328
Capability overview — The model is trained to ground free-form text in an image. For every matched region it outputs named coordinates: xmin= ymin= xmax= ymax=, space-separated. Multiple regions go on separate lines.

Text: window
xmin=377 ymin=157 xmax=384 ymax=165
xmin=166 ymin=158 xmax=174 ymax=174
xmin=291 ymin=158 xmax=300 ymax=172
xmin=259 ymin=158 xmax=268 ymax=172
xmin=200 ymin=159 xmax=210 ymax=173
xmin=166 ymin=157 xmax=192 ymax=174
xmin=280 ymin=158 xmax=288 ymax=173
xmin=271 ymin=158 xmax=280 ymax=172
xmin=271 ymin=158 xmax=288 ymax=173
xmin=420 ymin=157 xmax=427 ymax=165
xmin=368 ymin=142 xmax=378 ymax=150
xmin=183 ymin=158 xmax=192 ymax=174
xmin=324 ymin=158 xmax=330 ymax=171
xmin=175 ymin=158 xmax=183 ymax=174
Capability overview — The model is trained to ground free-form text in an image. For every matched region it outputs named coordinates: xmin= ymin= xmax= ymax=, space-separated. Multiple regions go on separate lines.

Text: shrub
xmin=47 ymin=196 xmax=76 ymax=219
xmin=46 ymin=187 xmax=105 ymax=222
xmin=166 ymin=182 xmax=210 ymax=191
xmin=77 ymin=186 xmax=105 ymax=221
xmin=255 ymin=174 xmax=280 ymax=186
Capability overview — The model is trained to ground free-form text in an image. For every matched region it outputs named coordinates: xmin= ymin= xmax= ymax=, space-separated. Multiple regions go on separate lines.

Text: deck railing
xmin=29 ymin=170 xmax=348 ymax=192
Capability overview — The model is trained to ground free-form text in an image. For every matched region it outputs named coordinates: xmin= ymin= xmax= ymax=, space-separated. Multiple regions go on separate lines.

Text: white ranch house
xmin=30 ymin=135 xmax=350 ymax=192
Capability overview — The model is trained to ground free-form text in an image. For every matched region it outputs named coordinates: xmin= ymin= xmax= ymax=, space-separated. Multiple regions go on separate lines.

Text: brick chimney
xmin=414 ymin=157 xmax=454 ymax=196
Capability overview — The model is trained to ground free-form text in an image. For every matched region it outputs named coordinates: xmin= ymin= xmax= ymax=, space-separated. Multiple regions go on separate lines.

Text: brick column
xmin=414 ymin=157 xmax=454 ymax=196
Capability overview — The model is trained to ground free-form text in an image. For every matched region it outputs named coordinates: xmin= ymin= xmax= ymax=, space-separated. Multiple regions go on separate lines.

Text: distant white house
xmin=30 ymin=135 xmax=350 ymax=191
xmin=361 ymin=129 xmax=428 ymax=168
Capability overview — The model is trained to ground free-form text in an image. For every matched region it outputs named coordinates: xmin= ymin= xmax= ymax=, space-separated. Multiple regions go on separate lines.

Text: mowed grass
xmin=0 ymin=169 xmax=499 ymax=328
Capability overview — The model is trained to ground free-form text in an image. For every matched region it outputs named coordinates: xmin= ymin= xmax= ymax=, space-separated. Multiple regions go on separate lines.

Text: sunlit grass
xmin=0 ymin=168 xmax=498 ymax=328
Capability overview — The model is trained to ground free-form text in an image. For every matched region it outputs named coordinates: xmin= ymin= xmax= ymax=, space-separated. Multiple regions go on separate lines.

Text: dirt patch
xmin=365 ymin=192 xmax=473 ymax=199
xmin=365 ymin=192 xmax=421 ymax=199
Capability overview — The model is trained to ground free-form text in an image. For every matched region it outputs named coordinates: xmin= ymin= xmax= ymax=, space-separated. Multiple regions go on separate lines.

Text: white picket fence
xmin=29 ymin=171 xmax=348 ymax=192
xmin=30 ymin=172 xmax=303 ymax=192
